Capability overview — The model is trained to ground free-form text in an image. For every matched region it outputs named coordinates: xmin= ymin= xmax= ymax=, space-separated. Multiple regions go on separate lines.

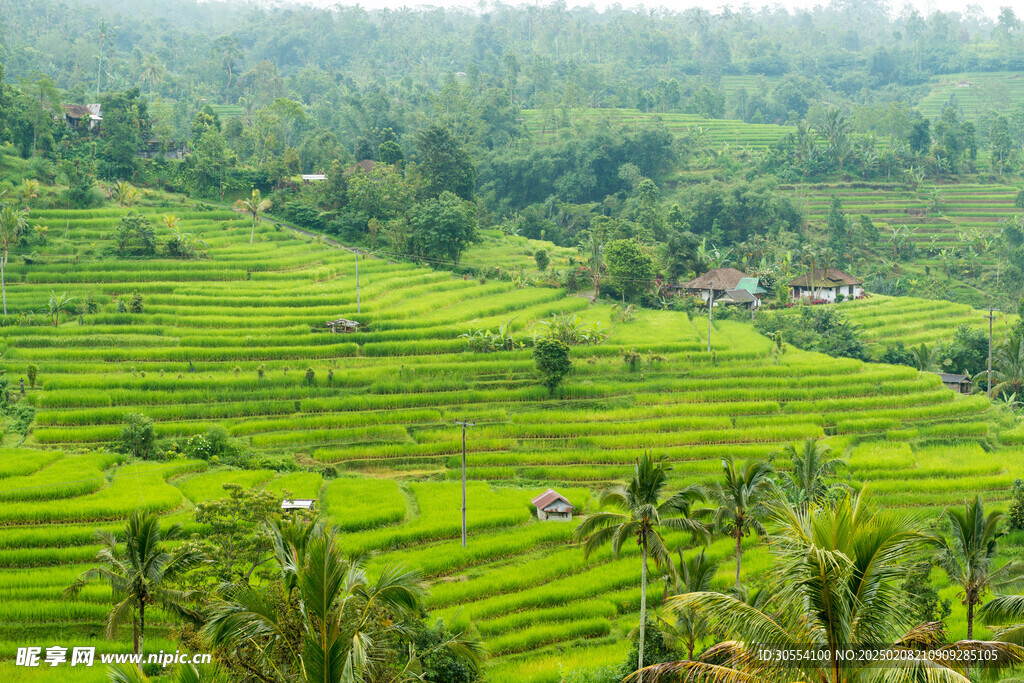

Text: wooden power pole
xmin=985 ymin=307 xmax=999 ymax=399
xmin=455 ymin=420 xmax=474 ymax=547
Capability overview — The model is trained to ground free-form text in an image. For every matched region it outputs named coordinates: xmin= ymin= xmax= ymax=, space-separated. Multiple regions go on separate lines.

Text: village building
xmin=937 ymin=373 xmax=972 ymax=395
xmin=302 ymin=174 xmax=327 ymax=183
xmin=789 ymin=268 xmax=864 ymax=302
xmin=531 ymin=489 xmax=574 ymax=522
xmin=62 ymin=104 xmax=102 ymax=131
xmin=281 ymin=498 xmax=316 ymax=511
xmin=715 ymin=288 xmax=758 ymax=310
xmin=680 ymin=268 xmax=768 ymax=308
xmin=681 ymin=267 xmax=750 ymax=302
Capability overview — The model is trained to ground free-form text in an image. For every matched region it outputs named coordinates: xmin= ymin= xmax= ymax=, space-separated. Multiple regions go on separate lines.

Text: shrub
xmin=129 ymin=292 xmax=144 ymax=314
xmin=534 ymin=338 xmax=571 ymax=394
xmin=1009 ymin=479 xmax=1024 ymax=531
xmin=304 ymin=367 xmax=316 ymax=385
xmin=116 ymin=299 xmax=128 ymax=313
xmin=26 ymin=364 xmax=37 ymax=389
xmin=119 ymin=413 xmax=156 ymax=460
xmin=534 ymin=249 xmax=549 ymax=271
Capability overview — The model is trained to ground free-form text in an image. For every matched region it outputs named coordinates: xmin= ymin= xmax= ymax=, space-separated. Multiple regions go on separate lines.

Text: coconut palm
xmin=637 ymin=493 xmax=1024 ymax=683
xmin=141 ymin=54 xmax=164 ymax=103
xmin=65 ymin=511 xmax=201 ymax=671
xmin=658 ymin=548 xmax=719 ymax=661
xmin=775 ymin=437 xmax=847 ymax=510
xmin=706 ymin=456 xmax=775 ymax=588
xmin=910 ymin=342 xmax=939 ymax=372
xmin=0 ymin=203 xmax=29 ymax=315
xmin=573 ymin=453 xmax=710 ymax=683
xmin=934 ymin=495 xmax=1024 ymax=643
xmin=203 ymin=516 xmax=483 ymax=682
xmin=235 ymin=189 xmax=271 ymax=245
xmin=986 ymin=336 xmax=1024 ymax=398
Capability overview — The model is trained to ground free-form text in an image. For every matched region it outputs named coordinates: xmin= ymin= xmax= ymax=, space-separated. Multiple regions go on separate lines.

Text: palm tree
xmin=637 ymin=493 xmax=1024 ymax=683
xmin=141 ymin=54 xmax=164 ymax=103
xmin=47 ymin=291 xmax=75 ymax=326
xmin=204 ymin=517 xmax=483 ymax=682
xmin=775 ymin=438 xmax=847 ymax=510
xmin=987 ymin=336 xmax=1024 ymax=398
xmin=0 ymin=203 xmax=29 ymax=315
xmin=573 ymin=454 xmax=710 ymax=682
xmin=910 ymin=342 xmax=938 ymax=372
xmin=658 ymin=548 xmax=718 ymax=661
xmin=65 ymin=511 xmax=201 ymax=671
xmin=706 ymin=456 xmax=775 ymax=589
xmin=235 ymin=189 xmax=271 ymax=245
xmin=935 ymin=495 xmax=1024 ymax=643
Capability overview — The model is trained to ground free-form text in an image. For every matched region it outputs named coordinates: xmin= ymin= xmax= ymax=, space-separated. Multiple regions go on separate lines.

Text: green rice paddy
xmin=0 ymin=200 xmax=1022 ymax=679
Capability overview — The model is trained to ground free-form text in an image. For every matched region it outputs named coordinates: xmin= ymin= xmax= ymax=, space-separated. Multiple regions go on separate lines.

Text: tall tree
xmin=65 ymin=511 xmax=200 ymax=671
xmin=415 ymin=124 xmax=476 ymax=201
xmin=0 ymin=204 xmax=28 ymax=316
xmin=706 ymin=456 xmax=775 ymax=588
xmin=235 ymin=189 xmax=271 ymax=245
xmin=574 ymin=454 xmax=709 ymax=683
xmin=935 ymin=495 xmax=1024 ymax=644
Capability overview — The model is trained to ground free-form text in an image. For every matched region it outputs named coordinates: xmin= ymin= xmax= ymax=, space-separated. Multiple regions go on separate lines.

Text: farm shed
xmin=789 ymin=268 xmax=863 ymax=303
xmin=531 ymin=489 xmax=574 ymax=522
xmin=326 ymin=318 xmax=360 ymax=333
xmin=302 ymin=174 xmax=327 ymax=183
xmin=681 ymin=267 xmax=751 ymax=303
xmin=281 ymin=498 xmax=316 ymax=511
xmin=937 ymin=373 xmax=972 ymax=395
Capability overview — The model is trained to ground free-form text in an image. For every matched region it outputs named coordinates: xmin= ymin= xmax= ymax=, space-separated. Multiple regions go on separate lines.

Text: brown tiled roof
xmin=682 ymin=267 xmax=749 ymax=291
xmin=63 ymin=104 xmax=101 ymax=118
xmin=531 ymin=488 xmax=572 ymax=509
xmin=788 ymin=268 xmax=863 ymax=287
xmin=350 ymin=159 xmax=377 ymax=174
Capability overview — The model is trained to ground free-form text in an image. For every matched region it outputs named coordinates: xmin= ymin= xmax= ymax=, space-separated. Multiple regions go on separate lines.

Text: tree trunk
xmin=735 ymin=531 xmax=743 ymax=589
xmin=1 ymin=251 xmax=7 ymax=316
xmin=138 ymin=601 xmax=145 ymax=673
xmin=250 ymin=216 xmax=256 ymax=245
xmin=966 ymin=597 xmax=974 ymax=678
xmin=639 ymin=541 xmax=647 ymax=683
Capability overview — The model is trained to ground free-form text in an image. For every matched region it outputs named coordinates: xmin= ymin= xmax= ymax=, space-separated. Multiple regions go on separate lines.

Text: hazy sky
xmin=294 ymin=0 xmax=1007 ymax=19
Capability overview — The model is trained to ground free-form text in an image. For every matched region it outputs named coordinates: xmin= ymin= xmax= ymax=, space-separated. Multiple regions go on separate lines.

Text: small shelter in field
xmin=532 ymin=489 xmax=574 ymax=522
xmin=789 ymin=268 xmax=863 ymax=302
xmin=281 ymin=498 xmax=316 ymax=511
xmin=937 ymin=373 xmax=972 ymax=395
xmin=348 ymin=159 xmax=378 ymax=175
xmin=326 ymin=318 xmax=360 ymax=334
xmin=302 ymin=174 xmax=327 ymax=183
xmin=681 ymin=267 xmax=751 ymax=303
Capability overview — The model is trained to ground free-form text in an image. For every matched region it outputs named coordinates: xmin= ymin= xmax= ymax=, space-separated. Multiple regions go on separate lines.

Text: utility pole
xmin=985 ymin=307 xmax=999 ymax=399
xmin=455 ymin=420 xmax=474 ymax=547
xmin=707 ymin=282 xmax=714 ymax=353
xmin=355 ymin=250 xmax=360 ymax=314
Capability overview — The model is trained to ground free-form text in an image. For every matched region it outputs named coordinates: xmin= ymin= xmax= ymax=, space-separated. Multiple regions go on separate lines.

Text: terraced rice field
xmin=1 ymin=201 xmax=1022 ymax=679
xmin=784 ymin=181 xmax=1023 ymax=302
xmin=521 ymin=107 xmax=795 ymax=150
xmin=916 ymin=72 xmax=1024 ymax=121
xmin=842 ymin=294 xmax=1017 ymax=349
